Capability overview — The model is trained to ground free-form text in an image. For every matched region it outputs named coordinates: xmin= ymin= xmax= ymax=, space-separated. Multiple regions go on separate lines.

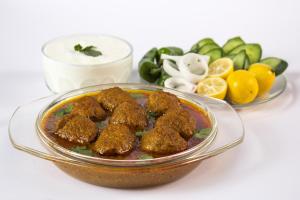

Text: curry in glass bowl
xmin=41 ymin=87 xmax=212 ymax=160
xmin=9 ymin=83 xmax=244 ymax=188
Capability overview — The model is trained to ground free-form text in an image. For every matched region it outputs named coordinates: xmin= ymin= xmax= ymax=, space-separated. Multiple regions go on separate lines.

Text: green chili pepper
xmin=156 ymin=69 xmax=171 ymax=86
xmin=138 ymin=48 xmax=161 ymax=83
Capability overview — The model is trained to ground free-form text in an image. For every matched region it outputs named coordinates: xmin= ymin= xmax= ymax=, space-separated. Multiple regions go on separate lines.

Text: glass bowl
xmin=42 ymin=34 xmax=133 ymax=93
xmin=9 ymin=83 xmax=244 ymax=188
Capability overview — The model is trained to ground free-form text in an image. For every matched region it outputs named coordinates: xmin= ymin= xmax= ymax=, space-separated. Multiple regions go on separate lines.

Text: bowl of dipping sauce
xmin=42 ymin=34 xmax=133 ymax=93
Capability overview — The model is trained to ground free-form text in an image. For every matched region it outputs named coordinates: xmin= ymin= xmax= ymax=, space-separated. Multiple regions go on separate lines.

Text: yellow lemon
xmin=248 ymin=63 xmax=275 ymax=96
xmin=208 ymin=58 xmax=234 ymax=79
xmin=227 ymin=70 xmax=259 ymax=104
xmin=196 ymin=77 xmax=227 ymax=100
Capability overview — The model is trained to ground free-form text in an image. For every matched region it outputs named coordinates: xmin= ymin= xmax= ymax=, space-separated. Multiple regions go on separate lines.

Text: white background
xmin=1 ymin=0 xmax=300 ymax=199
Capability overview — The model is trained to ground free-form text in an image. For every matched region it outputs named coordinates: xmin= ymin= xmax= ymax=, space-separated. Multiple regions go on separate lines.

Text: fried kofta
xmin=141 ymin=126 xmax=188 ymax=155
xmin=93 ymin=124 xmax=135 ymax=156
xmin=44 ymin=114 xmax=74 ymax=134
xmin=155 ymin=108 xmax=196 ymax=139
xmin=147 ymin=91 xmax=181 ymax=115
xmin=110 ymin=101 xmax=147 ymax=130
xmin=56 ymin=115 xmax=98 ymax=144
xmin=96 ymin=87 xmax=136 ymax=112
xmin=72 ymin=96 xmax=106 ymax=120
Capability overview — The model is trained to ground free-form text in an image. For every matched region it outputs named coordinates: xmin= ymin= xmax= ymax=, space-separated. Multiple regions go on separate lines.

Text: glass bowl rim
xmin=35 ymin=83 xmax=218 ymax=167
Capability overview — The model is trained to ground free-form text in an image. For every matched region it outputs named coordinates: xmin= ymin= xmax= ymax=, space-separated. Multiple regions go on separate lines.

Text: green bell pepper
xmin=155 ymin=69 xmax=171 ymax=86
xmin=138 ymin=46 xmax=183 ymax=83
xmin=157 ymin=46 xmax=184 ymax=66
xmin=158 ymin=46 xmax=184 ymax=56
xmin=138 ymin=48 xmax=161 ymax=83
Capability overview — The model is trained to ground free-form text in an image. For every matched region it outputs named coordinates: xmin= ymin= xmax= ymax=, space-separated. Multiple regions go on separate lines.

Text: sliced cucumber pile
xmin=228 ymin=43 xmax=262 ymax=65
xmin=199 ymin=43 xmax=219 ymax=54
xmin=190 ymin=36 xmax=288 ymax=76
xmin=190 ymin=38 xmax=224 ymax=64
xmin=190 ymin=38 xmax=215 ymax=53
xmin=261 ymin=57 xmax=288 ymax=76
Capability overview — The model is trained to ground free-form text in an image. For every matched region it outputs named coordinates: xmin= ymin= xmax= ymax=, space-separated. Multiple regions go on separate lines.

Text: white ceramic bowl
xmin=42 ymin=34 xmax=133 ymax=93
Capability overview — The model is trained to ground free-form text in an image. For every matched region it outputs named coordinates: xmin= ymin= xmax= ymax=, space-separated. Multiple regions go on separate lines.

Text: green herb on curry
xmin=194 ymin=128 xmax=212 ymax=139
xmin=138 ymin=154 xmax=153 ymax=160
xmin=70 ymin=146 xmax=94 ymax=156
xmin=55 ymin=104 xmax=73 ymax=117
xmin=135 ymin=131 xmax=145 ymax=137
xmin=96 ymin=121 xmax=106 ymax=129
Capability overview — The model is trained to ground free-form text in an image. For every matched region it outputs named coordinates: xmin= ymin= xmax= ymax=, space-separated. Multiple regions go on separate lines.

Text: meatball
xmin=110 ymin=102 xmax=147 ymax=130
xmin=93 ymin=124 xmax=135 ymax=155
xmin=44 ymin=114 xmax=74 ymax=134
xmin=72 ymin=96 xmax=106 ymax=120
xmin=141 ymin=126 xmax=187 ymax=155
xmin=97 ymin=87 xmax=136 ymax=112
xmin=146 ymin=91 xmax=181 ymax=115
xmin=56 ymin=115 xmax=98 ymax=144
xmin=155 ymin=109 xmax=196 ymax=139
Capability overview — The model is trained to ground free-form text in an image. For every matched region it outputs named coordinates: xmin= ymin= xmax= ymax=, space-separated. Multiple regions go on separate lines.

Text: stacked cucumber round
xmin=191 ymin=36 xmax=288 ymax=76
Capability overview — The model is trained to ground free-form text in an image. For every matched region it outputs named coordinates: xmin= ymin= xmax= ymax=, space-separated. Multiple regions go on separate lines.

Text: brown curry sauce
xmin=41 ymin=90 xmax=212 ymax=160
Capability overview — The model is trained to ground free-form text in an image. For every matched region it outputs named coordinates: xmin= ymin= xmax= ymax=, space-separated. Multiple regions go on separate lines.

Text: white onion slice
xmin=162 ymin=60 xmax=182 ymax=78
xmin=164 ymin=77 xmax=196 ymax=93
xmin=177 ymin=53 xmax=209 ymax=83
xmin=161 ymin=53 xmax=209 ymax=83
xmin=160 ymin=54 xmax=182 ymax=63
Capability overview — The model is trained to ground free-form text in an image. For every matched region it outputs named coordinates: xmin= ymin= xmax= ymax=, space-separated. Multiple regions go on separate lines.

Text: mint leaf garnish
xmin=55 ymin=104 xmax=73 ymax=117
xmin=70 ymin=146 xmax=94 ymax=156
xmin=138 ymin=154 xmax=153 ymax=160
xmin=74 ymin=44 xmax=82 ymax=51
xmin=96 ymin=121 xmax=106 ymax=129
xmin=64 ymin=104 xmax=73 ymax=114
xmin=135 ymin=131 xmax=145 ymax=137
xmin=194 ymin=128 xmax=212 ymax=139
xmin=74 ymin=44 xmax=102 ymax=57
xmin=148 ymin=111 xmax=158 ymax=117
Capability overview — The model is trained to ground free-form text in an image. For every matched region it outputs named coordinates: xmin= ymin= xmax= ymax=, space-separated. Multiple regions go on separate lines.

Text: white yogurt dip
xmin=42 ymin=34 xmax=133 ymax=93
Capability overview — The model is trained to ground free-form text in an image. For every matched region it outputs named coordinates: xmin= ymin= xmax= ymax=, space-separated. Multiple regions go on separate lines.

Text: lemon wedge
xmin=208 ymin=58 xmax=234 ymax=79
xmin=196 ymin=77 xmax=228 ymax=100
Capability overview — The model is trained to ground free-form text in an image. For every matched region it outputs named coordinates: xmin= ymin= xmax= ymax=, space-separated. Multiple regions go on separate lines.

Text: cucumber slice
xmin=244 ymin=55 xmax=251 ymax=70
xmin=199 ymin=43 xmax=220 ymax=54
xmin=191 ymin=38 xmax=215 ymax=52
xmin=205 ymin=48 xmax=223 ymax=64
xmin=190 ymin=43 xmax=199 ymax=53
xmin=222 ymin=36 xmax=245 ymax=55
xmin=261 ymin=57 xmax=288 ymax=76
xmin=228 ymin=50 xmax=247 ymax=70
xmin=197 ymin=38 xmax=215 ymax=49
xmin=229 ymin=43 xmax=262 ymax=64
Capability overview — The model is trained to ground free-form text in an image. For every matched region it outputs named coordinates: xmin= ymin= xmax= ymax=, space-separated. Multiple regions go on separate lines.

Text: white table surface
xmin=1 ymin=0 xmax=299 ymax=199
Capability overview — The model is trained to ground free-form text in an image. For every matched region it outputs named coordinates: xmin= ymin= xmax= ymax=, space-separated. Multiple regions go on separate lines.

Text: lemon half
xmin=196 ymin=77 xmax=228 ymax=100
xmin=208 ymin=58 xmax=234 ymax=79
